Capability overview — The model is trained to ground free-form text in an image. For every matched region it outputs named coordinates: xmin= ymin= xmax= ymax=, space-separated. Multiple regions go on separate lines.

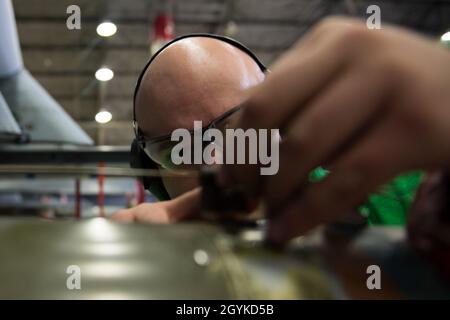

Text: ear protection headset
xmin=130 ymin=33 xmax=267 ymax=200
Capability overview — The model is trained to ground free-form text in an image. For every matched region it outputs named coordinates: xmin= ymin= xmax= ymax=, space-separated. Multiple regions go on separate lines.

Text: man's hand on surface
xmin=223 ymin=17 xmax=450 ymax=244
xmin=111 ymin=188 xmax=201 ymax=224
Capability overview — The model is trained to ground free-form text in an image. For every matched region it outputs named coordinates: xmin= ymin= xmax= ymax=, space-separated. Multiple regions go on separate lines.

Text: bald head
xmin=134 ymin=36 xmax=265 ymax=198
xmin=135 ymin=36 xmax=265 ymax=137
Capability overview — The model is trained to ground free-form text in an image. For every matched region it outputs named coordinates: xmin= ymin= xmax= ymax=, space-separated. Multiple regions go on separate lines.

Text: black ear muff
xmin=130 ymin=139 xmax=170 ymax=200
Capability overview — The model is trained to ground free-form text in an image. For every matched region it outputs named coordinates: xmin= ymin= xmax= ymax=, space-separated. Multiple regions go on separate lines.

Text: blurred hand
xmin=111 ymin=188 xmax=201 ymax=223
xmin=223 ymin=17 xmax=450 ymax=244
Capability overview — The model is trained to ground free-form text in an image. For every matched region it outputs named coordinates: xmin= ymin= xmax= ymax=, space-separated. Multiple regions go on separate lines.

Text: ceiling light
xmin=441 ymin=31 xmax=450 ymax=42
xmin=95 ymin=109 xmax=112 ymax=124
xmin=96 ymin=21 xmax=117 ymax=37
xmin=95 ymin=67 xmax=114 ymax=81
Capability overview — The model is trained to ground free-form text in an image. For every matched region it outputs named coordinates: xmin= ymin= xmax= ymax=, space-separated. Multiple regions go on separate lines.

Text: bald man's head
xmin=135 ymin=36 xmax=265 ymax=137
xmin=135 ymin=36 xmax=265 ymax=198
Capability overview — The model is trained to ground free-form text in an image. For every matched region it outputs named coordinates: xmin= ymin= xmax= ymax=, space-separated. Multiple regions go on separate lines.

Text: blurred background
xmin=13 ymin=0 xmax=450 ymax=145
xmin=0 ymin=0 xmax=449 ymax=218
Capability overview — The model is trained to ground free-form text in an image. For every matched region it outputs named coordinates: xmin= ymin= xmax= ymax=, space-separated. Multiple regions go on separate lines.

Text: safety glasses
xmin=138 ymin=106 xmax=242 ymax=170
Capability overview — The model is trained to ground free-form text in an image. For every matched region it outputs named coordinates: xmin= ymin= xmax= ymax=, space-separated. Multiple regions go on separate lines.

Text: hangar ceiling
xmin=11 ymin=0 xmax=450 ymax=145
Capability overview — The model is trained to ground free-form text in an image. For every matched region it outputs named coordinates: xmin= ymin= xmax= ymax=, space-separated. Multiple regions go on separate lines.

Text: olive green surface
xmin=0 ymin=218 xmax=230 ymax=299
xmin=0 ymin=218 xmax=449 ymax=299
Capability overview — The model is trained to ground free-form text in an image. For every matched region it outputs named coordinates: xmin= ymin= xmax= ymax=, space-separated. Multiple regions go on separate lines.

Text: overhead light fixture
xmin=95 ymin=67 xmax=114 ymax=81
xmin=96 ymin=21 xmax=117 ymax=37
xmin=441 ymin=31 xmax=450 ymax=42
xmin=95 ymin=109 xmax=112 ymax=124
xmin=224 ymin=21 xmax=239 ymax=37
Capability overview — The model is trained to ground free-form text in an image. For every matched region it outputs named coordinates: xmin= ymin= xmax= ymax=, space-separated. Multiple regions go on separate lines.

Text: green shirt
xmin=309 ymin=167 xmax=422 ymax=225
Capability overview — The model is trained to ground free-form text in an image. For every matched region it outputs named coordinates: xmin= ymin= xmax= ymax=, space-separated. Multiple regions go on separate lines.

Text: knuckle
xmin=308 ymin=17 xmax=343 ymax=40
xmin=336 ymin=23 xmax=372 ymax=47
xmin=318 ymin=16 xmax=348 ymax=30
xmin=314 ymin=16 xmax=365 ymax=38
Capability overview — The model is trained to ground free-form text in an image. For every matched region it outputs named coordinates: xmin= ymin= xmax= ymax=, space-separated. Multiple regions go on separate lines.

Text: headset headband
xmin=132 ymin=33 xmax=267 ymax=137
